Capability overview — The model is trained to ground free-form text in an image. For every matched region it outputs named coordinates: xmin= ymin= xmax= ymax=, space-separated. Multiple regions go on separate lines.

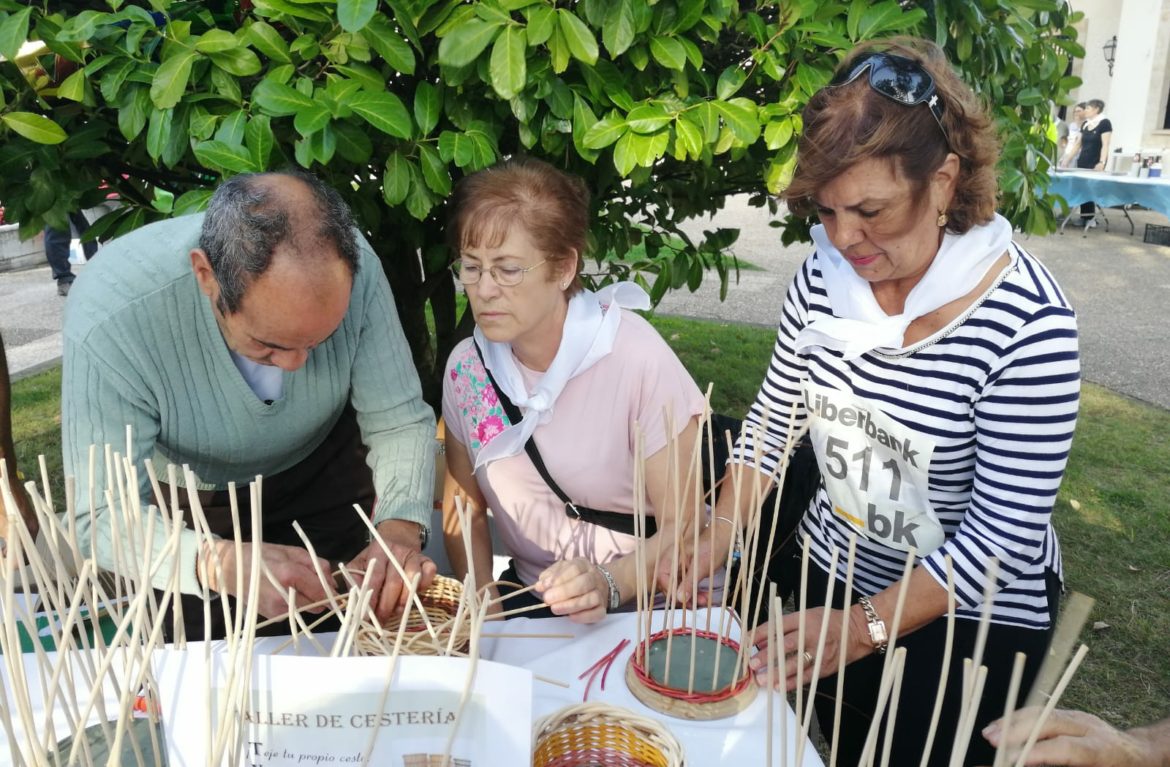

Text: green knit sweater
xmin=61 ymin=213 xmax=435 ymax=594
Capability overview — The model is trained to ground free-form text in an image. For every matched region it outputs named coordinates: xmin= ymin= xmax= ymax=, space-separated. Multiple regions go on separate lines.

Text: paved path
xmin=3 ymin=200 xmax=1169 ymax=409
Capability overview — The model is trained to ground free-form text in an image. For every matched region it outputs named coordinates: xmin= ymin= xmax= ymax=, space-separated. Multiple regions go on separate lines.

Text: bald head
xmin=196 ymin=172 xmax=360 ymax=315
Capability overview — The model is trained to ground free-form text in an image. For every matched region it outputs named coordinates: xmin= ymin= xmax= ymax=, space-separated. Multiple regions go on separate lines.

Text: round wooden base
xmin=624 ymin=632 xmax=758 ymax=720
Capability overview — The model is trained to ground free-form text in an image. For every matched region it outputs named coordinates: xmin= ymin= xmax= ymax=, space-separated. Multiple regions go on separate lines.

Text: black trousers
xmin=160 ymin=405 xmax=376 ymax=642
xmin=44 ymin=211 xmax=96 ymax=284
xmin=790 ymin=559 xmax=1060 ymax=767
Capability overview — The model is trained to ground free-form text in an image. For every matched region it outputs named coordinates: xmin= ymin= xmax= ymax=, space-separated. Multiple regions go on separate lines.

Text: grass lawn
xmin=10 ymin=315 xmax=1169 ymax=732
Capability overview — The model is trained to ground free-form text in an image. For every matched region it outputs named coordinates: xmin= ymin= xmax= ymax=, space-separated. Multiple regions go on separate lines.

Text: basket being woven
xmin=354 ymin=575 xmax=470 ymax=657
xmin=533 ymin=702 xmax=685 ymax=767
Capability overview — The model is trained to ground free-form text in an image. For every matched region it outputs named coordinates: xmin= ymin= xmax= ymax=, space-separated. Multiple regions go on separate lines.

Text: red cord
xmin=628 ymin=628 xmax=751 ymax=703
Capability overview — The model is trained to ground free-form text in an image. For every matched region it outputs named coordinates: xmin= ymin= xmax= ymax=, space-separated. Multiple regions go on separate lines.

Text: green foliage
xmin=0 ymin=0 xmax=1078 ymax=404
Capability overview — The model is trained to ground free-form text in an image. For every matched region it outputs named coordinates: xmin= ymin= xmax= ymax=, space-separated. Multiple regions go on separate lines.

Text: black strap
xmin=473 ymin=341 xmax=656 ymax=538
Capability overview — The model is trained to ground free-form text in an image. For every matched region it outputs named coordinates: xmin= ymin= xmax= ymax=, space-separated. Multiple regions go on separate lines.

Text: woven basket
xmin=355 ymin=575 xmax=471 ymax=657
xmin=533 ymin=703 xmax=685 ymax=767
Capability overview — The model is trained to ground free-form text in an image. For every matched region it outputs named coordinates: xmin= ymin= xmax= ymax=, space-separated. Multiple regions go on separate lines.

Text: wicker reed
xmin=533 ymin=702 xmax=685 ymax=767
xmin=354 ymin=575 xmax=471 ymax=657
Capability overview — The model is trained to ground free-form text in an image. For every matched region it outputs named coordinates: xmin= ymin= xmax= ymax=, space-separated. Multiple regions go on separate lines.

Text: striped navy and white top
xmin=732 ymin=243 xmax=1080 ymax=630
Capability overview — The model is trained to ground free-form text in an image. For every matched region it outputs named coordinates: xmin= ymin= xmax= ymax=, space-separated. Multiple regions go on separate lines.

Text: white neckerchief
xmin=1084 ymin=114 xmax=1107 ymax=130
xmin=473 ymin=282 xmax=650 ymax=470
xmin=794 ymin=213 xmax=1012 ymax=360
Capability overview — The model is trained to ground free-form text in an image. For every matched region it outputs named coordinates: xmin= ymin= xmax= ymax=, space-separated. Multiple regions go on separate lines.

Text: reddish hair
xmin=784 ymin=38 xmax=1000 ymax=234
xmin=447 ymin=158 xmax=589 ymax=296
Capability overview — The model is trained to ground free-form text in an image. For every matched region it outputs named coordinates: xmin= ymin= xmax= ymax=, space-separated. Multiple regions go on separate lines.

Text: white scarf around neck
xmin=794 ymin=213 xmax=1013 ymax=360
xmin=473 ymin=281 xmax=651 ymax=470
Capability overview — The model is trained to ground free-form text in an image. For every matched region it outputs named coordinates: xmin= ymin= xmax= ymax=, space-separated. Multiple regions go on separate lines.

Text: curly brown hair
xmin=784 ymin=37 xmax=1000 ymax=234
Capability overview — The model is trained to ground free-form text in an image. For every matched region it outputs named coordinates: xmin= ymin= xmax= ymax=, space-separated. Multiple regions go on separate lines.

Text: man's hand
xmin=536 ymin=558 xmax=608 ymax=624
xmin=983 ymin=708 xmax=1166 ymax=767
xmin=345 ymin=520 xmax=436 ymax=625
xmin=201 ymin=540 xmax=332 ymax=620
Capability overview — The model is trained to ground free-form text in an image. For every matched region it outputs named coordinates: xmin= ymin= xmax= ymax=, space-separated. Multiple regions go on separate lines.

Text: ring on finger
xmin=801 ymin=650 xmax=814 ymax=665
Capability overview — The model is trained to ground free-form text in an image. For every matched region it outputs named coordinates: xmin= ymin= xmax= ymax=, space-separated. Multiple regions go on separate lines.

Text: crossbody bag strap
xmin=472 ymin=340 xmax=655 ymax=538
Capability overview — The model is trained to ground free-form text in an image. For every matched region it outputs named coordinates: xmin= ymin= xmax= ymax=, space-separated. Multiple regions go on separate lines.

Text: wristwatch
xmin=858 ymin=595 xmax=888 ymax=655
xmin=595 ymin=564 xmax=621 ymax=612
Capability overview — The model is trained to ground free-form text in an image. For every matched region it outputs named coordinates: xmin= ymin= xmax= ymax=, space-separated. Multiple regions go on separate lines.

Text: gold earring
xmin=936 ymin=210 xmax=949 ymax=227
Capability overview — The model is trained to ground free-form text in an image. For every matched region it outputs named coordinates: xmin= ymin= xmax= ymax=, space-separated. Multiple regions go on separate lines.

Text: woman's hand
xmin=664 ymin=519 xmax=737 ymax=606
xmin=748 ymin=605 xmax=872 ymax=690
xmin=535 ymin=558 xmax=609 ymax=624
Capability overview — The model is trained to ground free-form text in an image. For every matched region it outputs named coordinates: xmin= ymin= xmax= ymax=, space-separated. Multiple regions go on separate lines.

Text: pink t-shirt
xmin=442 ymin=311 xmax=705 ymax=586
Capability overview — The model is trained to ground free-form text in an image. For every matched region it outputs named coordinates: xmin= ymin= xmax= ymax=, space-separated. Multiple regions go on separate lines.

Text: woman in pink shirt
xmin=441 ymin=158 xmax=706 ymax=623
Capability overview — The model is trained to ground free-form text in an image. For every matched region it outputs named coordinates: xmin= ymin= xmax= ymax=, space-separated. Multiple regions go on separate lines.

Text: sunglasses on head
xmin=829 ymin=52 xmax=951 ymax=149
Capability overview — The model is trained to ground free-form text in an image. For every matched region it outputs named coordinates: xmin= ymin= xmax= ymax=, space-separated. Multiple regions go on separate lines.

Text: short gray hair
xmin=198 ymin=172 xmax=360 ymax=314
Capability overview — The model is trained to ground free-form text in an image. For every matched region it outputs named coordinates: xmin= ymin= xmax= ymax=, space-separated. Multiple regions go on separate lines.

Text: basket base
xmin=625 ymin=657 xmax=758 ymax=721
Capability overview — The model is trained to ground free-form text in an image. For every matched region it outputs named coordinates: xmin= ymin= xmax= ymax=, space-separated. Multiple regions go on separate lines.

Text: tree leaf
xmin=193 ymin=140 xmax=257 ymax=173
xmin=174 ymin=189 xmax=214 ymax=217
xmin=246 ymin=20 xmax=291 ymax=63
xmin=414 ymin=82 xmax=441 ymax=135
xmin=118 ymin=86 xmax=150 ymax=141
xmin=146 ymin=107 xmax=173 ymax=162
xmin=525 ymin=5 xmax=555 ymax=45
xmin=365 ymin=15 xmax=416 ymax=74
xmin=490 ymin=26 xmax=527 ymax=99
xmin=764 ymin=117 xmax=794 ymax=150
xmin=438 ymin=18 xmax=501 ymax=67
xmin=57 ymin=69 xmax=87 ymax=102
xmin=294 ymin=103 xmax=331 ymax=137
xmin=612 ymin=131 xmax=637 ymax=175
xmin=583 ymin=113 xmax=627 ymax=149
xmin=649 ymin=36 xmax=685 ymax=71
xmin=602 ymin=0 xmax=634 ymax=57
xmin=383 ymin=151 xmax=412 ymax=205
xmin=405 ymin=163 xmax=436 ymax=220
xmin=207 ymin=47 xmax=262 ymax=77
xmin=716 ymin=65 xmax=747 ymax=100
xmin=333 ymin=120 xmax=373 ymax=163
xmin=626 ymin=103 xmax=671 ymax=134
xmin=674 ymin=116 xmax=701 ymax=158
xmin=338 ymin=0 xmax=378 ymax=32
xmin=715 ymin=98 xmax=759 ymax=143
xmin=557 ymin=9 xmax=598 ymax=64
xmin=246 ymin=114 xmax=275 ymax=169
xmin=548 ymin=23 xmax=570 ymax=74
xmin=215 ymin=110 xmax=247 ymax=145
xmin=194 ymin=29 xmax=240 ymax=54
xmin=253 ymin=78 xmax=315 ymax=116
xmin=349 ymin=91 xmax=413 ymax=139
xmin=418 ymin=143 xmax=452 ymax=196
xmin=1 ymin=112 xmax=67 ymax=145
xmin=307 ymin=124 xmax=336 ymax=165
xmin=0 ymin=8 xmax=31 ymax=63
xmin=150 ymin=47 xmax=198 ymax=109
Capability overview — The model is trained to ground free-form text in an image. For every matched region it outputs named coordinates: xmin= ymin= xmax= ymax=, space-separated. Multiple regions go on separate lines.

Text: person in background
xmin=44 ymin=210 xmax=97 ymax=297
xmin=61 ymin=172 xmax=436 ymax=639
xmin=441 ymin=158 xmax=705 ymax=624
xmin=1059 ymin=102 xmax=1086 ymax=168
xmin=0 ymin=330 xmax=36 ymax=543
xmin=983 ymin=707 xmax=1170 ymax=767
xmin=688 ymin=38 xmax=1079 ymax=766
xmin=1067 ymin=99 xmax=1112 ymax=226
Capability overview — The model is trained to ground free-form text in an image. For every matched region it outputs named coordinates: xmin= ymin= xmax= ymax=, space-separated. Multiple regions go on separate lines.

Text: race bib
xmin=804 ymin=382 xmax=945 ymax=554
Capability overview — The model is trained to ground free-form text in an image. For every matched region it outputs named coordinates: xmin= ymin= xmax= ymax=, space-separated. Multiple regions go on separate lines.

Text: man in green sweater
xmin=61 ymin=172 xmax=436 ymax=638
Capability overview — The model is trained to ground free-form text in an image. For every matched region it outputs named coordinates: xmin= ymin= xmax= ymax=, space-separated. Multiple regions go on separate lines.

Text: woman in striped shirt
xmin=705 ymin=39 xmax=1080 ymax=766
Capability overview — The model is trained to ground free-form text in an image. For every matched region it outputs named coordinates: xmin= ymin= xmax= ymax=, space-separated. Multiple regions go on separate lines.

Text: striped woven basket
xmin=533 ymin=702 xmax=685 ymax=767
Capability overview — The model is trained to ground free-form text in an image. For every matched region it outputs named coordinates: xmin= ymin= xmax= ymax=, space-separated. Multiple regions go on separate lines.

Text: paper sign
xmin=154 ymin=649 xmax=532 ymax=767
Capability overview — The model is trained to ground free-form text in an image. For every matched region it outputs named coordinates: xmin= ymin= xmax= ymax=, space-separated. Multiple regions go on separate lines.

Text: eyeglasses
xmin=451 ymin=259 xmax=548 ymax=287
xmin=829 ymin=52 xmax=951 ymax=149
